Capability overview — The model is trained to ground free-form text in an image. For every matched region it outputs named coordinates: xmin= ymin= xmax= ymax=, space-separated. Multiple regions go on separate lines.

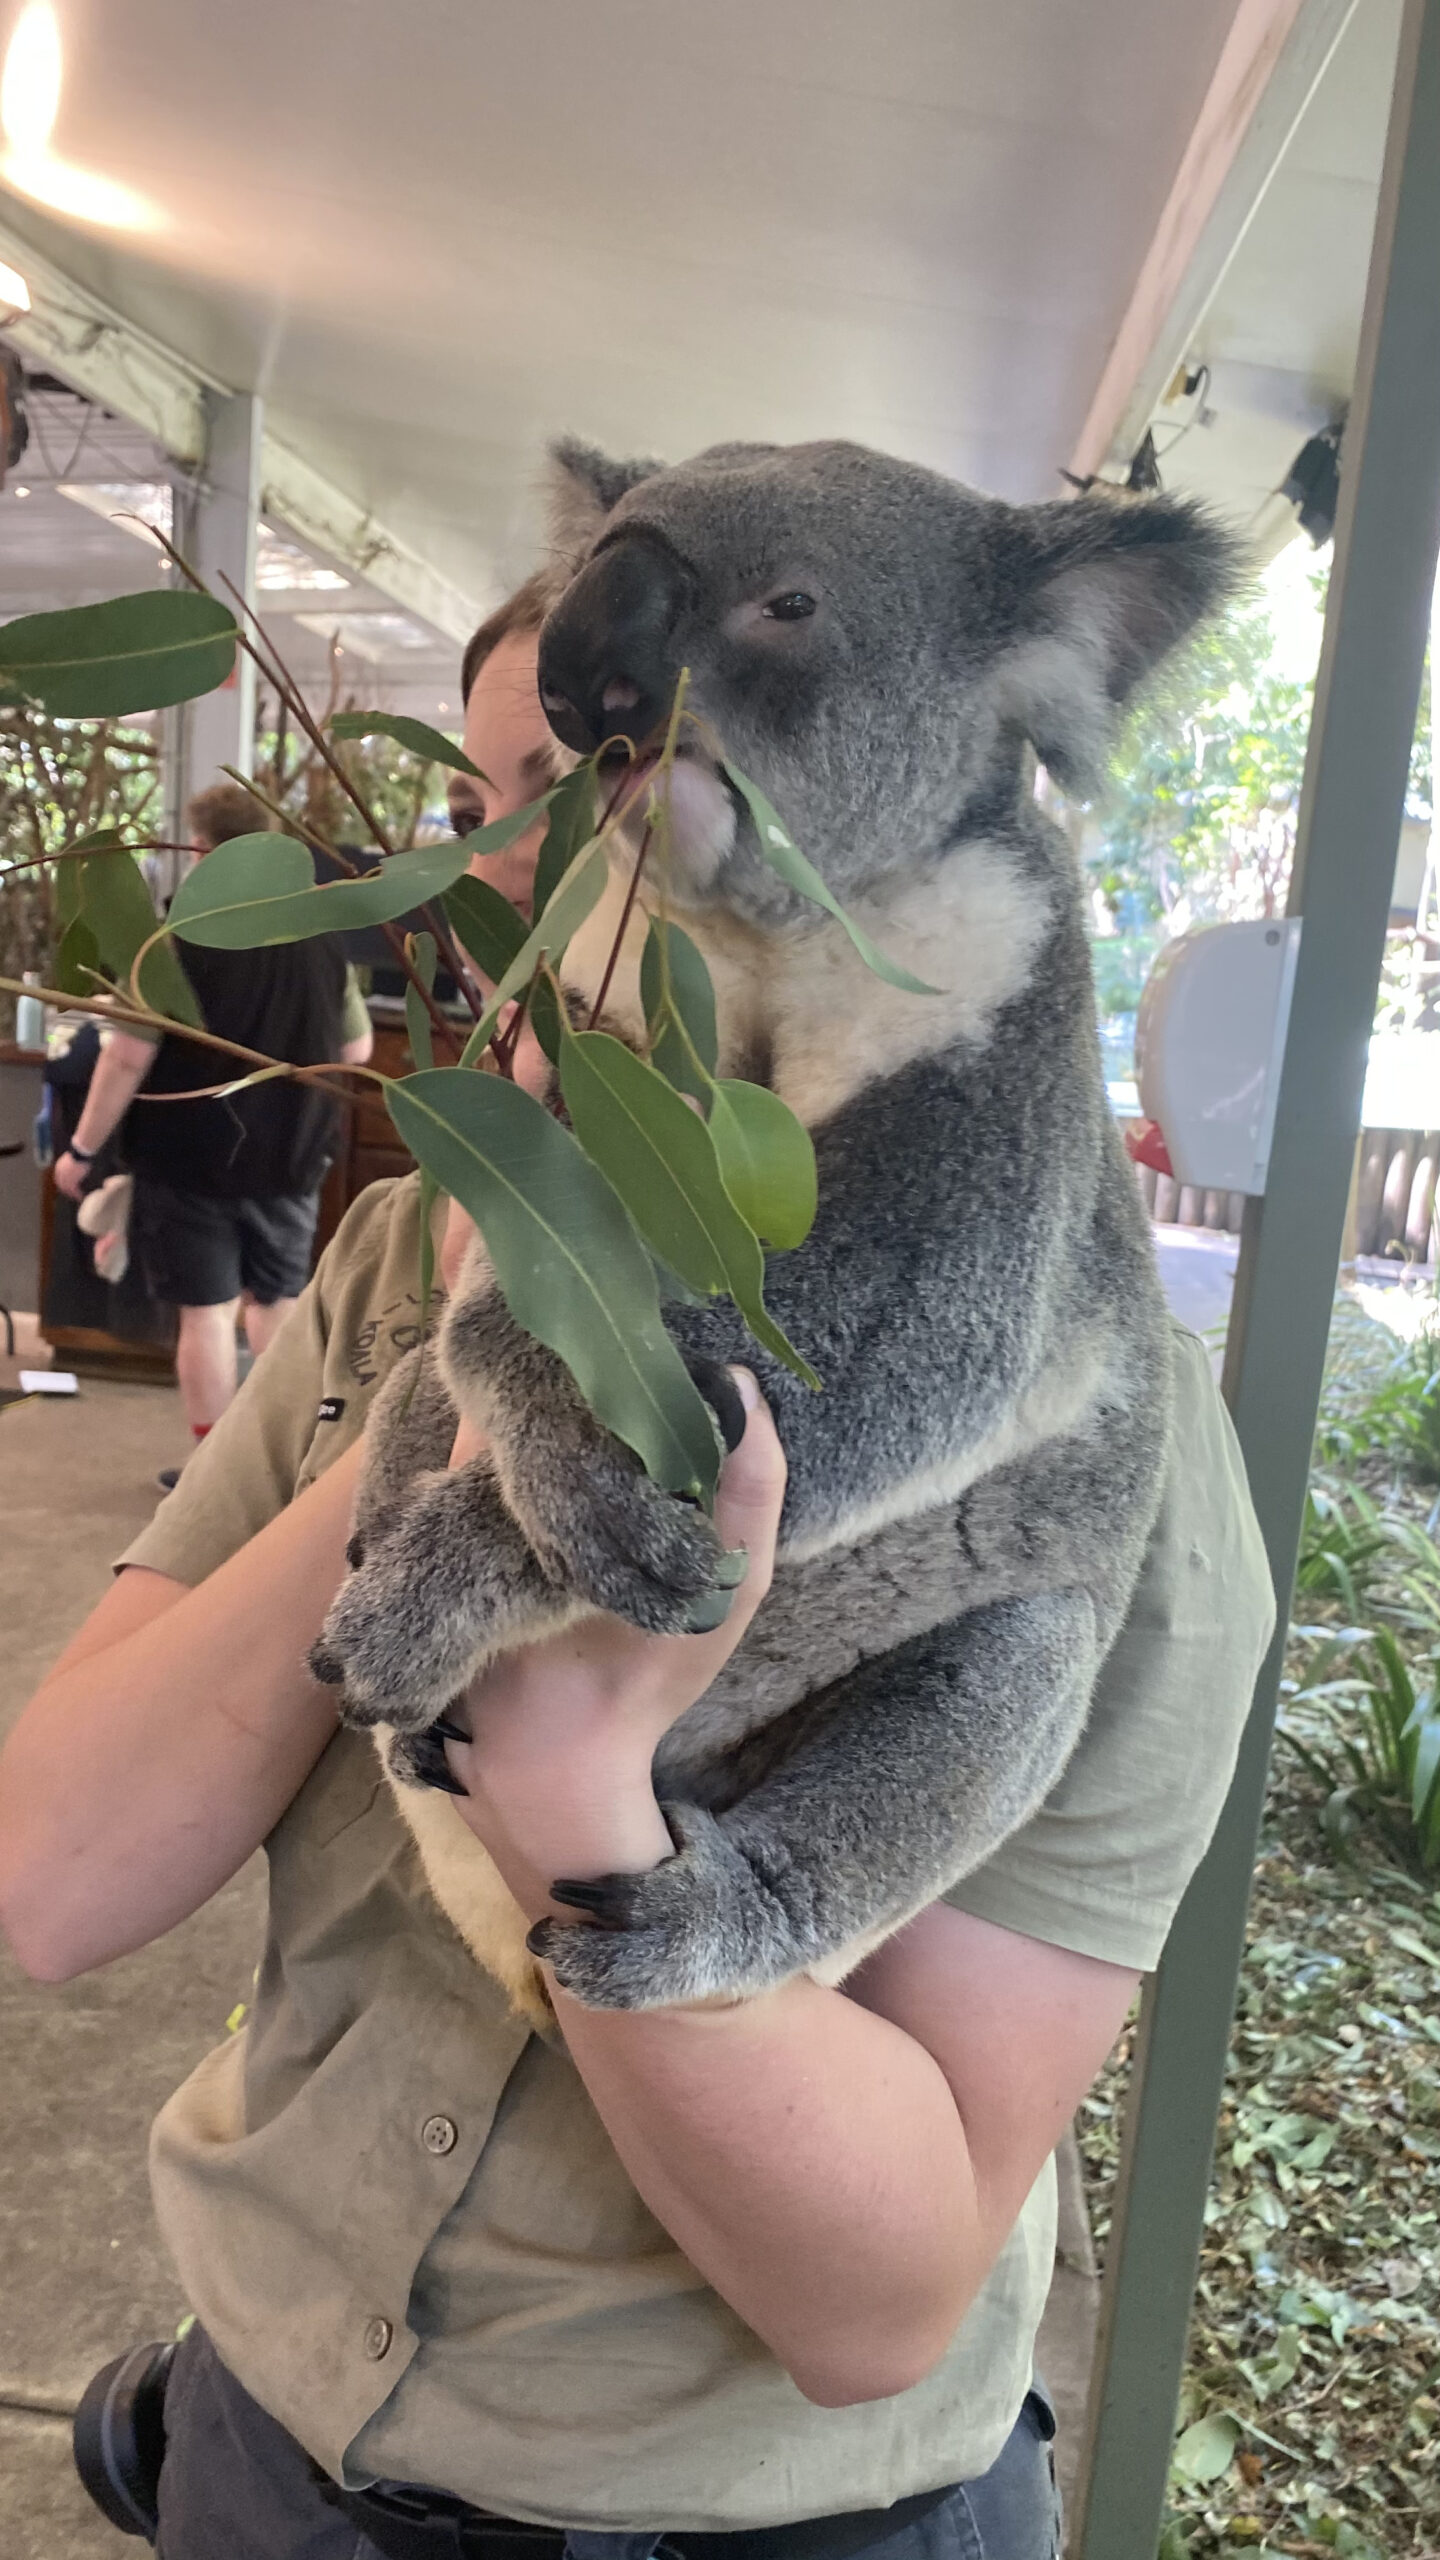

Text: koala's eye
xmin=761 ymin=591 xmax=816 ymax=622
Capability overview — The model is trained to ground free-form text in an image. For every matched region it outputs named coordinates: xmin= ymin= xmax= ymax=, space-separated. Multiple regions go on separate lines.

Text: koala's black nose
xmin=538 ymin=535 xmax=692 ymax=761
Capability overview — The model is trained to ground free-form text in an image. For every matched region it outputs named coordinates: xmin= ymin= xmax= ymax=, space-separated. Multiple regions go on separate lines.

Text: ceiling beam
xmin=0 ymin=210 xmax=480 ymax=643
xmin=1068 ymin=0 xmax=1360 ymax=486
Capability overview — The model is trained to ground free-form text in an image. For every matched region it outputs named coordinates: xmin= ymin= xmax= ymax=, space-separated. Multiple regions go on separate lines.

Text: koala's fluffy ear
xmin=547 ymin=436 xmax=664 ymax=564
xmin=997 ymin=495 xmax=1244 ymax=792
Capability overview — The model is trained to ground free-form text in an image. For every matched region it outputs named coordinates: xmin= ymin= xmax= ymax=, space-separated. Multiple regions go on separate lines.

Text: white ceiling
xmin=0 ymin=0 xmax=1245 ymax=621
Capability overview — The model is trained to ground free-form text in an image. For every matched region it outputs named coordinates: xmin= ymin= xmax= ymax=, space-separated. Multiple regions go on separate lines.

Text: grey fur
xmin=311 ymin=436 xmax=1235 ymax=2008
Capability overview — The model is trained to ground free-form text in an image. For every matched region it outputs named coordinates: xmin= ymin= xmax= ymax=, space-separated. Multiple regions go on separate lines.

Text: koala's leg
xmin=310 ymin=1456 xmax=578 ymax=1730
xmin=441 ymin=1278 xmax=740 ymax=1637
xmin=529 ymin=1586 xmax=1099 ymax=2009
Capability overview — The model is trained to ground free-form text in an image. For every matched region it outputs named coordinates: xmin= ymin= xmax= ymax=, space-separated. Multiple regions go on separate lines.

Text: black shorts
xmin=132 ymin=1176 xmax=321 ymax=1308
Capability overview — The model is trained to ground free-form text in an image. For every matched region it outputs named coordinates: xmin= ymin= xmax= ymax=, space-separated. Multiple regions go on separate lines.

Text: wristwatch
xmin=68 ymin=1139 xmax=98 ymax=1163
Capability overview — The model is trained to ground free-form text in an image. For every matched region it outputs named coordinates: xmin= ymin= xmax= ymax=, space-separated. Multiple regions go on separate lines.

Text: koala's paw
xmin=309 ymin=1461 xmax=558 ymax=1733
xmin=525 ymin=1805 xmax=806 ymax=2010
xmin=512 ymin=1437 xmax=746 ymax=1641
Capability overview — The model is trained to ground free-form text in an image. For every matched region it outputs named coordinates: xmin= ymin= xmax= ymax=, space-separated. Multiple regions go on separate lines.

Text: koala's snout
xmin=539 ymin=533 xmax=693 ymax=761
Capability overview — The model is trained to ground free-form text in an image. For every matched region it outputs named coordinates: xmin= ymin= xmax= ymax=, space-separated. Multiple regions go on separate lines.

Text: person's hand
xmin=441 ymin=1372 xmax=787 ymax=1922
xmin=52 ymin=1151 xmax=89 ymax=1203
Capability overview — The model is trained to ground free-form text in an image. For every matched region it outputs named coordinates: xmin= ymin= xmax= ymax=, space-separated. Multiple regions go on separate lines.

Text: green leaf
xmin=560 ymin=1030 xmax=819 ymax=1388
xmin=329 ymin=710 xmax=487 ymax=779
xmin=417 ymin=1167 xmax=442 ymax=1347
xmin=640 ymin=916 xmax=718 ymax=1103
xmin=384 ymin=1067 xmax=719 ymax=1497
xmin=443 ymin=875 xmax=529 ymax=983
xmin=0 ymin=590 xmax=237 ymax=716
xmin=76 ymin=849 xmax=201 ymax=1028
xmin=1169 ymin=2411 xmax=1239 ymax=2487
xmin=458 ymin=840 xmax=609 ymax=1066
xmin=533 ymin=764 xmax=598 ymax=919
xmin=405 ymin=933 xmax=438 ymax=1072
xmin=168 ymin=835 xmax=474 ymax=949
xmin=722 ymin=760 xmax=942 ymax=995
xmin=54 ymin=914 xmax=101 ymax=998
xmin=708 ymin=1080 xmax=817 ymax=1250
xmin=452 ymin=796 xmax=555 ymax=866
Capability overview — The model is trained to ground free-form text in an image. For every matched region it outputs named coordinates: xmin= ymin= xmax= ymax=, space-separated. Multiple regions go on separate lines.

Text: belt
xmin=323 ymin=2474 xmax=955 ymax=2560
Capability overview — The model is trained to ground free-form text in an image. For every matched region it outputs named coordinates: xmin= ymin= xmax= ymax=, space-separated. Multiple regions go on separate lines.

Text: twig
xmin=586 ymin=820 xmax=653 ymax=1028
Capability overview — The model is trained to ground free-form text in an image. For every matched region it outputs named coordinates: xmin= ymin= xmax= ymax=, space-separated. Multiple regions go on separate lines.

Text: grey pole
xmin=174 ymin=390 xmax=263 ymax=832
xmin=1073 ymin=2 xmax=1440 ymax=2552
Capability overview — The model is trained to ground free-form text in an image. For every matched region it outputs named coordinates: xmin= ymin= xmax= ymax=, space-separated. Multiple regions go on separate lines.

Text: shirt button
xmin=421 ymin=2114 xmax=457 ymax=2156
xmin=362 ymin=2316 xmax=393 ymax=2361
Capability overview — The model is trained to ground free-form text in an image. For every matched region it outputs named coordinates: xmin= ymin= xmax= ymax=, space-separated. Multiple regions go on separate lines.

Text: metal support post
xmin=173 ymin=390 xmax=263 ymax=831
xmin=1073 ymin=1 xmax=1440 ymax=2550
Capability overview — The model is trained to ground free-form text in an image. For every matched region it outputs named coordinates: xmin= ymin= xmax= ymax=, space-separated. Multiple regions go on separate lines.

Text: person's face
xmin=448 ymin=628 xmax=554 ymax=919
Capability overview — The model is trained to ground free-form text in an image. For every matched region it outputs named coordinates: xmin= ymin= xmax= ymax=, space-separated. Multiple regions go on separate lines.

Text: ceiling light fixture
xmin=1 ymin=4 xmax=161 ymax=231
xmin=0 ymin=255 xmax=30 ymax=321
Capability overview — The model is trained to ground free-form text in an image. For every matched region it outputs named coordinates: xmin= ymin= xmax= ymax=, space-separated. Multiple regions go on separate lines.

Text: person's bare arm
xmin=52 ymin=1027 xmax=157 ymax=1200
xmin=340 ymin=1028 xmax=375 ymax=1066
xmin=0 ymin=1438 xmax=364 ymax=1981
xmin=445 ymin=1385 xmax=1137 ymax=2407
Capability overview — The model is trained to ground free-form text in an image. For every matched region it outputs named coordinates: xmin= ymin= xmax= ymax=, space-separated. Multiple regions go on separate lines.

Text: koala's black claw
xmin=345 ymin=1532 xmax=366 ymax=1571
xmin=429 ymin=1711 xmax=471 ymax=1745
xmin=406 ymin=1726 xmax=469 ymax=1795
xmin=549 ymin=1877 xmax=623 ymax=1923
xmin=683 ymin=1355 xmax=747 ymax=1455
xmin=309 ymin=1641 xmax=344 ymax=1687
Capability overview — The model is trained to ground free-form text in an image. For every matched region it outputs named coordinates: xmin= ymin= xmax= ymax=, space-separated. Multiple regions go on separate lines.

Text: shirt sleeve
xmin=339 ymin=967 xmax=371 ymax=1047
xmin=114 ymin=1283 xmax=331 ymax=1587
xmin=942 ymin=1327 xmax=1276 ymax=1972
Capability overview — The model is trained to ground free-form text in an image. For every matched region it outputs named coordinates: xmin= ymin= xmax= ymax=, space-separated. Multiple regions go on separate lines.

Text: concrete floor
xmin=0 ymin=1318 xmax=1102 ymax=2552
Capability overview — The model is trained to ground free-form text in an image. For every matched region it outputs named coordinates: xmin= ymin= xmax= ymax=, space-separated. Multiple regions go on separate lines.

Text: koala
xmin=312 ymin=436 xmax=1236 ymax=2017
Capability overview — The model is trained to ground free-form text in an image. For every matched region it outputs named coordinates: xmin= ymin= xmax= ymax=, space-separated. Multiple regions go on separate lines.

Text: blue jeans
xmin=154 ymin=2328 xmax=1061 ymax=2560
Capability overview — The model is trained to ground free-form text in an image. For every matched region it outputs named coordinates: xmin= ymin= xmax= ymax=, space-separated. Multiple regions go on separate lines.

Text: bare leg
xmin=242 ymin=1294 xmax=295 ymax=1360
xmin=174 ymin=1300 xmax=241 ymax=1432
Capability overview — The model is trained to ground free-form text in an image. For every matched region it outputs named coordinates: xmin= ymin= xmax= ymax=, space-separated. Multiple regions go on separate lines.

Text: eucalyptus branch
xmin=586 ymin=819 xmax=653 ymax=1029
xmin=0 ymin=970 xmax=365 ymax=1103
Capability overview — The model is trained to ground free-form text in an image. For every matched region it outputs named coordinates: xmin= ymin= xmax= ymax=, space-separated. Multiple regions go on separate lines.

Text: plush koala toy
xmin=312 ymin=436 xmax=1235 ymax=2018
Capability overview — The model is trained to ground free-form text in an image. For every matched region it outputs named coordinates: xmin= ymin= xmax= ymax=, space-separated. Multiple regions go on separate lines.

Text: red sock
xmin=191 ymin=1422 xmax=212 ymax=1443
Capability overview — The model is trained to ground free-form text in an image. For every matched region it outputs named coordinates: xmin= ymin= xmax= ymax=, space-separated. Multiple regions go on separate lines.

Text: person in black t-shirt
xmin=53 ymin=784 xmax=374 ymax=1462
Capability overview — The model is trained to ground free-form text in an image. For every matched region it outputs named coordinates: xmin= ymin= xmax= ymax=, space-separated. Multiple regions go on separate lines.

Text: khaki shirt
xmin=121 ymin=1178 xmax=1274 ymax=2532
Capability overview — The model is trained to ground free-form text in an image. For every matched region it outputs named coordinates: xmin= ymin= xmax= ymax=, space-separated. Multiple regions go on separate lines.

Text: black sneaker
xmin=156 ymin=1466 xmax=181 ymax=1494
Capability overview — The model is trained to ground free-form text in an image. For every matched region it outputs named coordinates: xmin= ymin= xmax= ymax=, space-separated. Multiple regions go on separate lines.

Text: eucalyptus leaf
xmin=640 ymin=915 xmax=718 ymax=1104
xmin=452 ymin=795 xmax=555 ymax=864
xmin=405 ymin=932 xmax=438 ymax=1072
xmin=168 ymin=835 xmax=474 ymax=948
xmin=723 ymin=760 xmax=941 ymax=995
xmin=458 ymin=840 xmax=609 ymax=1065
xmin=443 ymin=874 xmax=564 ymax=1062
xmin=1169 ymin=2412 xmax=1239 ymax=2487
xmin=533 ymin=764 xmax=598 ymax=918
xmin=560 ymin=1030 xmax=819 ymax=1388
xmin=75 ymin=848 xmax=201 ymax=1028
xmin=443 ymin=875 xmax=528 ymax=983
xmin=708 ymin=1080 xmax=817 ymax=1251
xmin=384 ymin=1067 xmax=719 ymax=1497
xmin=416 ymin=1166 xmax=442 ymax=1347
xmin=330 ymin=710 xmax=488 ymax=779
xmin=0 ymin=590 xmax=238 ymax=717
xmin=54 ymin=914 xmax=102 ymax=999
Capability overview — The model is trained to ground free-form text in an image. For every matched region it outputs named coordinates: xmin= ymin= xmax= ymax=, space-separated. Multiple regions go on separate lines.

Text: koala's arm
xmin=531 ymin=1583 xmax=1100 ymax=2008
xmin=663 ymin=1047 xmax=1068 ymax=1546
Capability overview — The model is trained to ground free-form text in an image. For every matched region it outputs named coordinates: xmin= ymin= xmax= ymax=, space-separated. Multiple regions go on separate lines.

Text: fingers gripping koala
xmin=313 ymin=436 xmax=1236 ymax=2012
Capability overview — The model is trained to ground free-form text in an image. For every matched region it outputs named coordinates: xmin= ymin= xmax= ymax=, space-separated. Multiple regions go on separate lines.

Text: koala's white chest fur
xmin=561 ymin=837 xmax=1051 ymax=1127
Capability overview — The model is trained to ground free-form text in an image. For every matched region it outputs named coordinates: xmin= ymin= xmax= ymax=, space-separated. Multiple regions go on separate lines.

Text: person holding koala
xmin=0 ymin=443 xmax=1274 ymax=2560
